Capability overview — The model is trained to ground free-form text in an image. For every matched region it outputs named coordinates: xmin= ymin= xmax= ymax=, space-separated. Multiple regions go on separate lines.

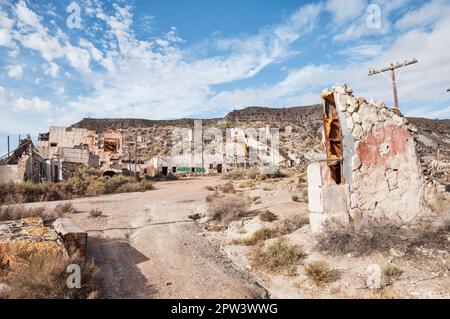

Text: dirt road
xmin=38 ymin=177 xmax=268 ymax=299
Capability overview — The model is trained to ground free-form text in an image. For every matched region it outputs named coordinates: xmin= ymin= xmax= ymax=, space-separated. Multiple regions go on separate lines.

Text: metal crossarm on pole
xmin=368 ymin=58 xmax=418 ymax=111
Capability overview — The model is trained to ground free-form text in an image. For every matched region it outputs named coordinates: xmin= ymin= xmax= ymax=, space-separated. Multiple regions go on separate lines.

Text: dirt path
xmin=35 ymin=177 xmax=268 ymax=299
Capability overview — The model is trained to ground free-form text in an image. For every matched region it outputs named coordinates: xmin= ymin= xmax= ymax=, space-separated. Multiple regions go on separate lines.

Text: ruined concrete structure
xmin=0 ymin=137 xmax=48 ymax=183
xmin=36 ymin=126 xmax=124 ymax=180
xmin=308 ymin=84 xmax=430 ymax=232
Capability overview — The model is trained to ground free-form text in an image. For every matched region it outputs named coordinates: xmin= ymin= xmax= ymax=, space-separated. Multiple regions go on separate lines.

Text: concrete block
xmin=52 ymin=218 xmax=87 ymax=257
xmin=307 ymin=162 xmax=323 ymax=213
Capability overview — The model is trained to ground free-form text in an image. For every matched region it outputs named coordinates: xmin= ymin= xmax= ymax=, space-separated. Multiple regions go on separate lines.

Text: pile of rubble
xmin=0 ymin=216 xmax=86 ymax=273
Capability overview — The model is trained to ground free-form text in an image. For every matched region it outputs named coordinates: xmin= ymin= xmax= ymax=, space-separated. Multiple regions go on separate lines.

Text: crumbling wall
xmin=309 ymin=84 xmax=429 ymax=232
xmin=0 ymin=165 xmax=20 ymax=183
xmin=331 ymin=84 xmax=426 ymax=223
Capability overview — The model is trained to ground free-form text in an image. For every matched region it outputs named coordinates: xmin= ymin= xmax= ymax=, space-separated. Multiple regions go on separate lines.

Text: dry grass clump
xmin=206 ymin=194 xmax=250 ymax=224
xmin=259 ymin=210 xmax=278 ymax=222
xmin=304 ymin=260 xmax=338 ymax=286
xmin=235 ymin=215 xmax=308 ymax=246
xmin=236 ymin=227 xmax=281 ymax=246
xmin=218 ymin=182 xmax=236 ymax=194
xmin=0 ymin=254 xmax=98 ymax=299
xmin=278 ymin=215 xmax=309 ymax=234
xmin=54 ymin=203 xmax=77 ymax=215
xmin=251 ymin=237 xmax=305 ymax=276
xmin=239 ymin=180 xmax=255 ymax=189
xmin=316 ymin=217 xmax=402 ymax=255
xmin=205 ymin=185 xmax=218 ymax=191
xmin=89 ymin=208 xmax=103 ymax=218
xmin=0 ymin=169 xmax=154 ymax=205
xmin=382 ymin=264 xmax=403 ymax=278
xmin=0 ymin=205 xmax=62 ymax=222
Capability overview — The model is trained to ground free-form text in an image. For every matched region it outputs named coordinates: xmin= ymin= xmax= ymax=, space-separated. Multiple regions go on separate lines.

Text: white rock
xmin=366 ymin=264 xmax=382 ymax=289
xmin=389 ymin=247 xmax=405 ymax=258
xmin=353 ymin=125 xmax=364 ymax=140
xmin=352 ymin=112 xmax=362 ymax=124
xmin=375 ymin=101 xmax=386 ymax=109
xmin=379 ymin=142 xmax=390 ymax=156
xmin=350 ymin=193 xmax=358 ymax=208
xmin=351 ymin=155 xmax=362 ymax=171
xmin=0 ymin=283 xmax=9 ymax=295
xmin=338 ymin=95 xmax=347 ymax=111
xmin=362 ymin=121 xmax=373 ymax=133
xmin=346 ymin=116 xmax=354 ymax=130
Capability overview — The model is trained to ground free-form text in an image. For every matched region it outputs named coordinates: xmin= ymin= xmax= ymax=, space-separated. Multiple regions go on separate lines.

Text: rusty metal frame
xmin=321 ymin=92 xmax=344 ymax=184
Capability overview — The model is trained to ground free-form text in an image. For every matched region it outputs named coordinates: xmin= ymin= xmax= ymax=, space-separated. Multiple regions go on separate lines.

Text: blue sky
xmin=0 ymin=0 xmax=450 ymax=155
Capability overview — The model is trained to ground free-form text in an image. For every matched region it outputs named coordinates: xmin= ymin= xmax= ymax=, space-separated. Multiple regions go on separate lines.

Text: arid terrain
xmin=18 ymin=174 xmax=449 ymax=299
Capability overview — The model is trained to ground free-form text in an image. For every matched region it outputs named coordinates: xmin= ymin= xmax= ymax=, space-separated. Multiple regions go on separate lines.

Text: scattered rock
xmin=366 ymin=264 xmax=382 ymax=289
xmin=0 ymin=283 xmax=9 ymax=295
xmin=389 ymin=247 xmax=405 ymax=258
xmin=165 ymin=281 xmax=172 ymax=286
xmin=188 ymin=213 xmax=201 ymax=220
xmin=351 ymin=155 xmax=361 ymax=171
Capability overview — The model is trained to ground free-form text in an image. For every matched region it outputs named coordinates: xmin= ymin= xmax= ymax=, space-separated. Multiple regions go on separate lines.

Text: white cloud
xmin=13 ymin=0 xmax=92 ymax=73
xmin=13 ymin=96 xmax=51 ymax=113
xmin=326 ymin=0 xmax=367 ymax=23
xmin=0 ymin=86 xmax=5 ymax=105
xmin=395 ymin=0 xmax=450 ymax=30
xmin=44 ymin=62 xmax=59 ymax=78
xmin=6 ymin=65 xmax=23 ymax=79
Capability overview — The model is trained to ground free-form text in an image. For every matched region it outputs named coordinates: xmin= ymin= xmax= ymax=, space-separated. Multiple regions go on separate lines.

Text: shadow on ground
xmin=88 ymin=236 xmax=157 ymax=298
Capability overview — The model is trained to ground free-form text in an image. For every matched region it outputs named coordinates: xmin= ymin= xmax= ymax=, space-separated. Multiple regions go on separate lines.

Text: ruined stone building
xmin=308 ymin=84 xmax=442 ymax=232
xmin=0 ymin=136 xmax=49 ymax=183
xmin=36 ymin=126 xmax=124 ymax=180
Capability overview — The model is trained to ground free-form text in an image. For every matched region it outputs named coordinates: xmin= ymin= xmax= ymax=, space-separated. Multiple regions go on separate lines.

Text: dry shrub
xmin=218 ymin=182 xmax=236 ymax=194
xmin=251 ymin=237 xmax=305 ymax=276
xmin=382 ymin=264 xmax=403 ymax=278
xmin=54 ymin=203 xmax=77 ymax=215
xmin=279 ymin=215 xmax=309 ymax=234
xmin=0 ymin=205 xmax=62 ymax=222
xmin=316 ymin=217 xmax=402 ymax=255
xmin=222 ymin=169 xmax=243 ymax=181
xmin=0 ymin=254 xmax=98 ymax=299
xmin=237 ymin=227 xmax=281 ymax=246
xmin=0 ymin=171 xmax=155 ymax=205
xmin=206 ymin=195 xmax=249 ymax=224
xmin=239 ymin=180 xmax=255 ymax=189
xmin=205 ymin=192 xmax=222 ymax=203
xmin=89 ymin=208 xmax=103 ymax=218
xmin=304 ymin=260 xmax=338 ymax=286
xmin=259 ymin=210 xmax=278 ymax=222
xmin=292 ymin=195 xmax=300 ymax=202
xmin=205 ymin=185 xmax=217 ymax=191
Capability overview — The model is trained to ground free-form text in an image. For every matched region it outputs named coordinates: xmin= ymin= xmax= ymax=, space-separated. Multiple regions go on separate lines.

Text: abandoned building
xmin=0 ymin=136 xmax=51 ymax=183
xmin=307 ymin=84 xmax=440 ymax=232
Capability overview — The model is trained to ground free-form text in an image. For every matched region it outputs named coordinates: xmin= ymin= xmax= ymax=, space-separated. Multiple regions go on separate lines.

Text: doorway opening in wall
xmin=322 ymin=92 xmax=343 ymax=184
xmin=172 ymin=167 xmax=176 ymax=173
xmin=103 ymin=171 xmax=116 ymax=178
xmin=217 ymin=164 xmax=222 ymax=173
xmin=191 ymin=167 xmax=195 ymax=173
xmin=162 ymin=166 xmax=168 ymax=176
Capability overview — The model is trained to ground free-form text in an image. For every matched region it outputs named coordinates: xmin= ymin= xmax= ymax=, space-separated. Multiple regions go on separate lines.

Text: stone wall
xmin=332 ymin=84 xmax=426 ymax=223
xmin=309 ymin=84 xmax=429 ymax=232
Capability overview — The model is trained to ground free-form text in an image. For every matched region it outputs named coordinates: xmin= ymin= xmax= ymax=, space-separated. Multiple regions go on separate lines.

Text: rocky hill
xmin=70 ymin=105 xmax=450 ymax=183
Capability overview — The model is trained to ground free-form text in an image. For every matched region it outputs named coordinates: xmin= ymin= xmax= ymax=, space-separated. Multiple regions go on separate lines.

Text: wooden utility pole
xmin=7 ymin=136 xmax=10 ymax=157
xmin=134 ymin=134 xmax=137 ymax=179
xmin=368 ymin=58 xmax=418 ymax=111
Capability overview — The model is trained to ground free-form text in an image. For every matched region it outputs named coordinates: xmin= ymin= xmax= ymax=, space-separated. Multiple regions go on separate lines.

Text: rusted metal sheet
xmin=321 ymin=91 xmax=344 ymax=184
